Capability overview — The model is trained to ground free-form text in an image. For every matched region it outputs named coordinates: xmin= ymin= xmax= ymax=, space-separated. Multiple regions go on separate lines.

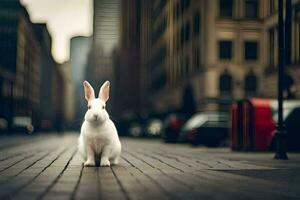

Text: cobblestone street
xmin=0 ymin=133 xmax=300 ymax=200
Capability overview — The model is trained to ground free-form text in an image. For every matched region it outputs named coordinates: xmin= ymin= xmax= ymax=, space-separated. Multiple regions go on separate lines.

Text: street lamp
xmin=274 ymin=0 xmax=291 ymax=160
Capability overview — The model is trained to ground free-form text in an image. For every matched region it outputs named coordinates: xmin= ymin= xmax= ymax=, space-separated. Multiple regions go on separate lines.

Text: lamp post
xmin=285 ymin=0 xmax=292 ymax=66
xmin=274 ymin=0 xmax=289 ymax=159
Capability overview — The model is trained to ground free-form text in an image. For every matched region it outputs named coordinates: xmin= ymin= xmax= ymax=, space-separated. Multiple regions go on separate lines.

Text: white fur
xmin=78 ymin=81 xmax=121 ymax=167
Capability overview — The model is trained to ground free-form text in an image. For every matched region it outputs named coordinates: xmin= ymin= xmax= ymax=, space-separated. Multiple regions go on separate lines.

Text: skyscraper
xmin=70 ymin=36 xmax=91 ymax=121
xmin=0 ymin=1 xmax=41 ymax=130
xmin=93 ymin=0 xmax=120 ymax=56
xmin=114 ymin=0 xmax=152 ymax=118
xmin=86 ymin=0 xmax=120 ymax=90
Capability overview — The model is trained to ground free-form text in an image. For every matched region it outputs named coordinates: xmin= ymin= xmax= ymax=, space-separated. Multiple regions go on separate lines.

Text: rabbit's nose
xmin=93 ymin=114 xmax=99 ymax=120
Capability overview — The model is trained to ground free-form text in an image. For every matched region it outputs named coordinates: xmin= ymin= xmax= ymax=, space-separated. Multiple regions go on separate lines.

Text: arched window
xmin=219 ymin=69 xmax=233 ymax=96
xmin=244 ymin=69 xmax=257 ymax=97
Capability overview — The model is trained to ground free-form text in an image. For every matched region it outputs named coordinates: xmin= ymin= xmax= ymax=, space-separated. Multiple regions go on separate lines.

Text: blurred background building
xmin=59 ymin=61 xmax=75 ymax=128
xmin=33 ymin=23 xmax=60 ymax=131
xmin=142 ymin=0 xmax=300 ymax=114
xmin=0 ymin=0 xmax=74 ymax=133
xmin=0 ymin=0 xmax=42 ymax=132
xmin=70 ymin=36 xmax=91 ymax=126
xmin=85 ymin=0 xmax=120 ymax=97
xmin=113 ymin=0 xmax=300 ymax=120
xmin=155 ymin=0 xmax=267 ymax=112
xmin=113 ymin=0 xmax=152 ymax=120
xmin=3 ymin=1 xmax=41 ymax=131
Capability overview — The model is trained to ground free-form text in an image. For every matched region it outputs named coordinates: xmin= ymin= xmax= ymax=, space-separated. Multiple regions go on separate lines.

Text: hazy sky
xmin=21 ymin=0 xmax=93 ymax=63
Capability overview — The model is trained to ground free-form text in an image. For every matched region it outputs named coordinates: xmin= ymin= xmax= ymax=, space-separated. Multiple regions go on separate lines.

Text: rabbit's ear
xmin=99 ymin=81 xmax=110 ymax=102
xmin=83 ymin=81 xmax=95 ymax=102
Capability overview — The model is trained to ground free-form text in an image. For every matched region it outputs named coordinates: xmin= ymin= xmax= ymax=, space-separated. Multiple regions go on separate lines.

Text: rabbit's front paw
xmin=100 ymin=158 xmax=110 ymax=167
xmin=84 ymin=160 xmax=95 ymax=167
xmin=111 ymin=156 xmax=119 ymax=165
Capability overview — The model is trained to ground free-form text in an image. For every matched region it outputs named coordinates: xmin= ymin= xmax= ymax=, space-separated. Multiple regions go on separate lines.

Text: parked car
xmin=180 ymin=112 xmax=229 ymax=147
xmin=145 ymin=119 xmax=163 ymax=137
xmin=271 ymin=100 xmax=300 ymax=151
xmin=128 ymin=122 xmax=143 ymax=137
xmin=128 ymin=118 xmax=164 ymax=138
xmin=283 ymin=107 xmax=300 ymax=151
xmin=163 ymin=114 xmax=187 ymax=143
xmin=12 ymin=116 xmax=34 ymax=134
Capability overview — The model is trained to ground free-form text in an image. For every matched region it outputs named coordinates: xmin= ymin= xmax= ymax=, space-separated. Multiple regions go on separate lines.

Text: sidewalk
xmin=0 ymin=133 xmax=299 ymax=199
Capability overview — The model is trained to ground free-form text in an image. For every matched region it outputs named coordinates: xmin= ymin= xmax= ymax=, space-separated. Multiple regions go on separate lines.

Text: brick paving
xmin=0 ymin=133 xmax=299 ymax=200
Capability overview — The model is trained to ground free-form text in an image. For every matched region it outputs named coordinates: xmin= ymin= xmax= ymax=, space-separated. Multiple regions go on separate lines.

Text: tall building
xmin=0 ymin=1 xmax=67 ymax=132
xmin=51 ymin=64 xmax=64 ymax=132
xmin=33 ymin=23 xmax=59 ymax=130
xmin=114 ymin=0 xmax=152 ymax=118
xmin=71 ymin=36 xmax=91 ymax=85
xmin=86 ymin=0 xmax=120 ymax=91
xmin=115 ymin=0 xmax=139 ymax=118
xmin=149 ymin=0 xmax=300 ymax=113
xmin=0 ymin=0 xmax=16 ymax=131
xmin=70 ymin=36 xmax=91 ymax=122
xmin=93 ymin=0 xmax=120 ymax=56
xmin=0 ymin=0 xmax=41 ymax=130
xmin=59 ymin=61 xmax=75 ymax=128
xmin=139 ymin=0 xmax=152 ymax=114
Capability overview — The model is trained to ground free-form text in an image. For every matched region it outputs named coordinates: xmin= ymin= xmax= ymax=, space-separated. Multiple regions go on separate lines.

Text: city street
xmin=0 ymin=133 xmax=300 ymax=200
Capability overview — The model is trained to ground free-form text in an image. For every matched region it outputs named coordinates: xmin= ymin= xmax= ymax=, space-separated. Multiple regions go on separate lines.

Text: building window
xmin=175 ymin=33 xmax=180 ymax=51
xmin=244 ymin=69 xmax=257 ymax=97
xmin=219 ymin=40 xmax=233 ymax=60
xmin=244 ymin=41 xmax=258 ymax=60
xmin=180 ymin=55 xmax=185 ymax=78
xmin=194 ymin=47 xmax=200 ymax=69
xmin=180 ymin=0 xmax=190 ymax=15
xmin=180 ymin=26 xmax=184 ymax=47
xmin=193 ymin=12 xmax=200 ymax=36
xmin=269 ymin=0 xmax=275 ymax=15
xmin=180 ymin=0 xmax=190 ymax=13
xmin=175 ymin=2 xmax=181 ymax=19
xmin=219 ymin=0 xmax=233 ymax=17
xmin=184 ymin=23 xmax=190 ymax=42
xmin=245 ymin=0 xmax=259 ymax=19
xmin=185 ymin=55 xmax=190 ymax=75
xmin=219 ymin=69 xmax=233 ymax=95
xmin=268 ymin=28 xmax=275 ymax=65
xmin=181 ymin=23 xmax=190 ymax=46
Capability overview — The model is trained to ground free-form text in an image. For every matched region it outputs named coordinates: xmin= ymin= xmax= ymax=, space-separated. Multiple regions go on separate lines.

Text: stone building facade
xmin=149 ymin=0 xmax=300 ymax=113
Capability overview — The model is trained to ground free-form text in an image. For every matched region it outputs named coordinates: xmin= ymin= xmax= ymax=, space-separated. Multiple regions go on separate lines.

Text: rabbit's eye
xmin=102 ymin=106 xmax=105 ymax=109
xmin=88 ymin=105 xmax=91 ymax=109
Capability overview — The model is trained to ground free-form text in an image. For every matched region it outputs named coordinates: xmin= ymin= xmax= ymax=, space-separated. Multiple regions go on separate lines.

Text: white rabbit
xmin=78 ymin=80 xmax=121 ymax=167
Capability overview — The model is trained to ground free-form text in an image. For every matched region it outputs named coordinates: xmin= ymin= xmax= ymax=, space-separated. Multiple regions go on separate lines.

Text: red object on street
xmin=230 ymin=98 xmax=276 ymax=151
xmin=250 ymin=98 xmax=276 ymax=151
xmin=242 ymin=100 xmax=254 ymax=150
xmin=230 ymin=101 xmax=243 ymax=150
